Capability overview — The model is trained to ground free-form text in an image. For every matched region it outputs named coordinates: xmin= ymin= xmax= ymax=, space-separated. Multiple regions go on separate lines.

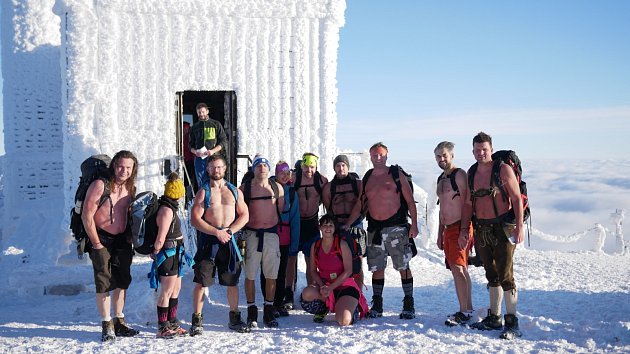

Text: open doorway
xmin=176 ymin=90 xmax=238 ymax=191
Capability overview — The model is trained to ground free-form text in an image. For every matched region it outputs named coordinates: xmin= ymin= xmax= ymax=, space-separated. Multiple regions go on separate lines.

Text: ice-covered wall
xmin=56 ymin=0 xmax=346 ymax=214
xmin=1 ymin=0 xmax=63 ymax=215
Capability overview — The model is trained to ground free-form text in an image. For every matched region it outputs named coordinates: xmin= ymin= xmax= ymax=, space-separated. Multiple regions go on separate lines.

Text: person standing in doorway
xmin=188 ymin=103 xmax=228 ymax=189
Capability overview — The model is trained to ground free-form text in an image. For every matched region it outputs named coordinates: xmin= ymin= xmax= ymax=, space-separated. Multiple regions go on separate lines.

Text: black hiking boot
xmin=500 ymin=314 xmax=522 ymax=340
xmin=228 ymin=310 xmax=251 ymax=333
xmin=189 ymin=313 xmax=203 ymax=337
xmin=101 ymin=320 xmax=116 ymax=342
xmin=470 ymin=309 xmax=503 ymax=331
xmin=263 ymin=305 xmax=279 ymax=328
xmin=276 ymin=305 xmax=290 ymax=317
xmin=399 ymin=295 xmax=416 ymax=319
xmin=113 ymin=317 xmax=139 ymax=337
xmin=445 ymin=311 xmax=473 ymax=327
xmin=247 ymin=305 xmax=258 ymax=329
xmin=283 ymin=289 xmax=294 ymax=310
xmin=367 ymin=295 xmax=383 ymax=318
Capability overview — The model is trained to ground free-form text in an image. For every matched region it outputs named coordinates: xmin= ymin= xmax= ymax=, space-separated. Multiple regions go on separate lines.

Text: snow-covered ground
xmin=0 ymin=159 xmax=629 ymax=353
xmin=0 ymin=245 xmax=628 ymax=353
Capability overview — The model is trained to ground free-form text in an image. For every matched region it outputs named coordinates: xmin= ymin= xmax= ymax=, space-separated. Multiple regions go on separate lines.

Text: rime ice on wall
xmin=1 ymin=0 xmax=346 ymax=264
xmin=1 ymin=0 xmax=63 ymax=215
xmin=56 ymin=0 xmax=346 ymax=214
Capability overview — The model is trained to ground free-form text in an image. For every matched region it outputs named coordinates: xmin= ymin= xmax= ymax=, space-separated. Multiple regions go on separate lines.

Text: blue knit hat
xmin=251 ymin=154 xmax=271 ymax=172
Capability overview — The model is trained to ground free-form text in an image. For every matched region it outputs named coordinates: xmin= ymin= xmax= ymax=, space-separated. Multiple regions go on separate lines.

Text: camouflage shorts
xmin=366 ymin=225 xmax=413 ymax=272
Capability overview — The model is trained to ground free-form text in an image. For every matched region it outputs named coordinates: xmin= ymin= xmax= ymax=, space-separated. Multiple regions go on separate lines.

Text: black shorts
xmin=333 ymin=286 xmax=360 ymax=301
xmin=90 ymin=229 xmax=134 ymax=293
xmin=193 ymin=233 xmax=241 ymax=287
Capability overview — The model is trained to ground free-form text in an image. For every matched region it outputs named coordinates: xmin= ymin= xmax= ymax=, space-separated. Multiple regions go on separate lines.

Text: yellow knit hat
xmin=164 ymin=174 xmax=185 ymax=200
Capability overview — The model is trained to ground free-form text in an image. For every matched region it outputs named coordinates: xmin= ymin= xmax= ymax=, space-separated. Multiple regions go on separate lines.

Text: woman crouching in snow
xmin=300 ymin=214 xmax=368 ymax=325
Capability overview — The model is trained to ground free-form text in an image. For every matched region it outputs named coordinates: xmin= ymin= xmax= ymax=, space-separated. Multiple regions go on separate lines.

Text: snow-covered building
xmin=1 ymin=0 xmax=346 ymax=264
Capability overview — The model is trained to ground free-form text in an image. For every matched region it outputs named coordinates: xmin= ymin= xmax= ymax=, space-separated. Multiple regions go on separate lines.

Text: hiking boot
xmin=228 ymin=311 xmax=251 ymax=333
xmin=263 ymin=305 xmax=279 ymax=328
xmin=247 ymin=305 xmax=258 ymax=329
xmin=113 ymin=317 xmax=139 ymax=337
xmin=189 ymin=313 xmax=203 ymax=337
xmin=101 ymin=320 xmax=116 ymax=342
xmin=313 ymin=309 xmax=329 ymax=323
xmin=283 ymin=289 xmax=294 ymax=310
xmin=399 ymin=295 xmax=416 ymax=319
xmin=156 ymin=322 xmax=177 ymax=339
xmin=470 ymin=309 xmax=503 ymax=331
xmin=500 ymin=314 xmax=522 ymax=340
xmin=168 ymin=320 xmax=187 ymax=337
xmin=277 ymin=305 xmax=290 ymax=317
xmin=367 ymin=295 xmax=383 ymax=318
xmin=445 ymin=311 xmax=472 ymax=327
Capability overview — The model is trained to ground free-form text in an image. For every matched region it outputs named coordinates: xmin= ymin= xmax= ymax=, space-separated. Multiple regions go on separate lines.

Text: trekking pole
xmin=180 ymin=155 xmax=195 ymax=194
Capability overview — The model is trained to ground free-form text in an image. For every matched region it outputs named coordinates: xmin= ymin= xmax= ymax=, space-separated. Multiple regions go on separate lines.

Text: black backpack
xmin=69 ymin=154 xmax=112 ymax=258
xmin=130 ymin=191 xmax=162 ymax=255
xmin=241 ymin=175 xmax=282 ymax=222
xmin=468 ymin=150 xmax=530 ymax=222
xmin=436 ymin=168 xmax=463 ymax=205
xmin=362 ymin=164 xmax=414 ymax=217
xmin=293 ymin=168 xmax=324 ymax=198
xmin=327 ymin=172 xmax=360 ymax=212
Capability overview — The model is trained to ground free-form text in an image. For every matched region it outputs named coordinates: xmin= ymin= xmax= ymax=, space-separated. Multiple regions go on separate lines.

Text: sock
xmin=372 ymin=278 xmax=385 ymax=298
xmin=168 ymin=298 xmax=179 ymax=322
xmin=114 ymin=313 xmax=124 ymax=319
xmin=102 ymin=316 xmax=112 ymax=322
xmin=402 ymin=277 xmax=414 ymax=297
xmin=264 ymin=300 xmax=274 ymax=306
xmin=248 ymin=302 xmax=255 ymax=308
xmin=157 ymin=306 xmax=169 ymax=324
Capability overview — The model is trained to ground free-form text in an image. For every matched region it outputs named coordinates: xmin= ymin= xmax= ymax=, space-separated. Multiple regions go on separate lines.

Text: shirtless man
xmin=434 ymin=141 xmax=474 ymax=326
xmin=82 ymin=150 xmax=139 ymax=342
xmin=464 ymin=132 xmax=524 ymax=339
xmin=322 ymin=154 xmax=365 ymax=289
xmin=344 ymin=142 xmax=419 ymax=319
xmin=240 ymin=155 xmax=285 ymax=328
xmin=286 ymin=152 xmax=328 ymax=305
xmin=189 ymin=155 xmax=249 ymax=335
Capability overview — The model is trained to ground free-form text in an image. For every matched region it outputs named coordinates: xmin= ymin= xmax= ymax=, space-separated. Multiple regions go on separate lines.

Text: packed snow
xmin=1 ymin=159 xmax=629 ymax=353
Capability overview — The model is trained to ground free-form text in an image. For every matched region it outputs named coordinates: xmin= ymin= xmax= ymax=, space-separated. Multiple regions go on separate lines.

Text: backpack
xmin=69 ymin=154 xmax=112 ymax=258
xmin=241 ymin=175 xmax=281 ymax=222
xmin=314 ymin=234 xmax=362 ymax=277
xmin=467 ymin=150 xmax=530 ymax=222
xmin=361 ymin=164 xmax=414 ymax=218
xmin=130 ymin=191 xmax=162 ymax=255
xmin=294 ymin=168 xmax=324 ymax=198
xmin=199 ymin=179 xmax=243 ymax=261
xmin=436 ymin=168 xmax=463 ymax=205
xmin=327 ymin=172 xmax=360 ymax=212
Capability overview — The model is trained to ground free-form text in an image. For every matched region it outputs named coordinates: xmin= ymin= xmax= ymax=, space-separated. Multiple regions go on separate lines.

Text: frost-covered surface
xmin=0 ymin=240 xmax=628 ymax=353
xmin=1 ymin=0 xmax=346 ymax=265
xmin=0 ymin=160 xmax=629 ymax=352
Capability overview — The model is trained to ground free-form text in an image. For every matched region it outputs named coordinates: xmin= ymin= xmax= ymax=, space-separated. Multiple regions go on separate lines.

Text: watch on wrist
xmin=226 ymin=228 xmax=233 ymax=235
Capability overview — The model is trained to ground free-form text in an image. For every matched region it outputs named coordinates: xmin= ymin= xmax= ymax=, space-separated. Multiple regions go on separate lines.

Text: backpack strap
xmin=491 ymin=160 xmax=509 ymax=202
xmin=203 ymin=180 xmax=238 ymax=210
xmin=98 ymin=178 xmax=113 ymax=225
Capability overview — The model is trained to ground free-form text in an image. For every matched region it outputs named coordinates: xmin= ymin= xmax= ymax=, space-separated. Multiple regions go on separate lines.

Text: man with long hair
xmin=82 ymin=150 xmax=139 ymax=342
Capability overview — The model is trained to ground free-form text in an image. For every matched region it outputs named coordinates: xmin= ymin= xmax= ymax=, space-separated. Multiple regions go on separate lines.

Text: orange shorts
xmin=443 ymin=222 xmax=472 ymax=268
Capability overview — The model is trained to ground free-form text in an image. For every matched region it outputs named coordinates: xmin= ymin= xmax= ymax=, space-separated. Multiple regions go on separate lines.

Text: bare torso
xmin=364 ymin=168 xmax=401 ymax=221
xmin=93 ymin=181 xmax=131 ymax=235
xmin=297 ymin=175 xmax=325 ymax=217
xmin=471 ymin=162 xmax=512 ymax=219
xmin=201 ymin=184 xmax=238 ymax=228
xmin=325 ymin=181 xmax=360 ymax=225
xmin=436 ymin=170 xmax=465 ymax=225
xmin=243 ymin=180 xmax=284 ymax=229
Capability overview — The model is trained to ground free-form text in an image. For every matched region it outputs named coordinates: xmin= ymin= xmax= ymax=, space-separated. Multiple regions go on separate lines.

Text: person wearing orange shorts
xmin=435 ymin=141 xmax=475 ymax=327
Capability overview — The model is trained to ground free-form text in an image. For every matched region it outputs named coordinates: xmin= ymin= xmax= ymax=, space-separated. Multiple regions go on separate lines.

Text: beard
xmin=210 ymin=172 xmax=224 ymax=181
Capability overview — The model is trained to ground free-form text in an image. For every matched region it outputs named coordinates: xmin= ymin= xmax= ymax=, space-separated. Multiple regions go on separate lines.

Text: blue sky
xmin=1 ymin=1 xmax=629 ymax=159
xmin=336 ymin=0 xmax=630 ymax=161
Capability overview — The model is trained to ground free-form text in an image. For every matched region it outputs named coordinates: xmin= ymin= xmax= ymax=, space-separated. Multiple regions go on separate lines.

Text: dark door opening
xmin=176 ymin=90 xmax=238 ymax=188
